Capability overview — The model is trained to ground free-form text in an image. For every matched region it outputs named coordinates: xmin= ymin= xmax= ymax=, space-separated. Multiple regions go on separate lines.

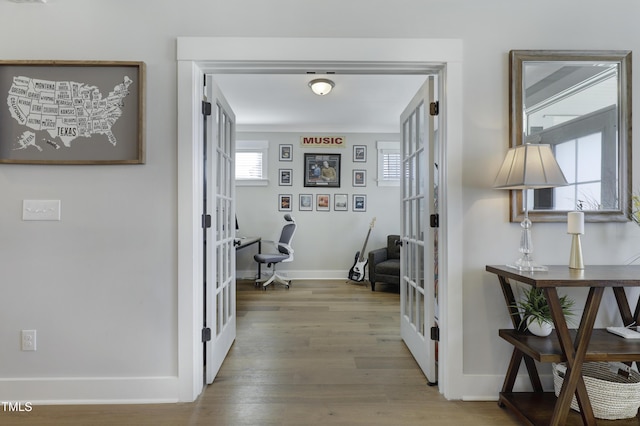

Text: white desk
xmin=235 ymin=237 xmax=262 ymax=279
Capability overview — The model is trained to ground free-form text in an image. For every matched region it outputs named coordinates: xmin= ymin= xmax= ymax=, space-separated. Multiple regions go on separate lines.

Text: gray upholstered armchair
xmin=367 ymin=234 xmax=400 ymax=291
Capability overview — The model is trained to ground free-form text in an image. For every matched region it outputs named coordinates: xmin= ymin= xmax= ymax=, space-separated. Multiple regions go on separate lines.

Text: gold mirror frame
xmin=509 ymin=50 xmax=632 ymax=222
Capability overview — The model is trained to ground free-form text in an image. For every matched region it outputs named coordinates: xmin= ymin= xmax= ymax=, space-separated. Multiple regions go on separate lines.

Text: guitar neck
xmin=358 ymin=228 xmax=372 ymax=262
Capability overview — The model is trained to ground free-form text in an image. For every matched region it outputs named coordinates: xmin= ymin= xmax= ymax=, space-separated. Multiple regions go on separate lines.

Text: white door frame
xmin=176 ymin=37 xmax=464 ymax=402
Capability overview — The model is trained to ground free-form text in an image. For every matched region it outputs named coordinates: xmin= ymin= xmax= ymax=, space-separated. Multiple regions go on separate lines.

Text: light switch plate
xmin=23 ymin=200 xmax=61 ymax=221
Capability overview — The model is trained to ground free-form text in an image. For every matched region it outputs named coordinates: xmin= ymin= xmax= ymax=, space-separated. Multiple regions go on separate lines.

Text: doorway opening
xmin=177 ymin=37 xmax=464 ymax=402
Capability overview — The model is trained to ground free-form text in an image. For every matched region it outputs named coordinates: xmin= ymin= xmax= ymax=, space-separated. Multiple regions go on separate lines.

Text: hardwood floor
xmin=2 ymin=280 xmax=520 ymax=425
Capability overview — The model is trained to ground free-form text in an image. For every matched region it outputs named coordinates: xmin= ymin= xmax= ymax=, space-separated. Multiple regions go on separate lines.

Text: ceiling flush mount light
xmin=308 ymin=78 xmax=334 ymax=96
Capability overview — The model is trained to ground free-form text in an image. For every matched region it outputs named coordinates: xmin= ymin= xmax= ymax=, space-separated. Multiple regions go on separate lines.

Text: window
xmin=377 ymin=141 xmax=400 ymax=187
xmin=528 ymin=106 xmax=617 ymax=211
xmin=236 ymin=140 xmax=269 ymax=186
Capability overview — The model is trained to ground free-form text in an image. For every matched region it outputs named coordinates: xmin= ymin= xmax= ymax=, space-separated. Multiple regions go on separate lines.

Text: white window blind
xmin=236 ymin=152 xmax=263 ymax=179
xmin=377 ymin=141 xmax=400 ymax=187
xmin=236 ymin=140 xmax=269 ymax=186
xmin=382 ymin=151 xmax=401 ymax=180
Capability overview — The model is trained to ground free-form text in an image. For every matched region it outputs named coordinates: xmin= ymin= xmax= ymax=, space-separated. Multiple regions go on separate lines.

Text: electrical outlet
xmin=21 ymin=330 xmax=36 ymax=351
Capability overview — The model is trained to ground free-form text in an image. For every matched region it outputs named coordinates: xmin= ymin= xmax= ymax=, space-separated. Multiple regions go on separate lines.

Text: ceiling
xmin=211 ymin=73 xmax=428 ymax=134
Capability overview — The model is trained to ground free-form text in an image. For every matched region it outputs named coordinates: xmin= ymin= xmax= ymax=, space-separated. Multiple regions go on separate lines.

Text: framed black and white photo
xmin=334 ymin=193 xmax=348 ymax=211
xmin=353 ymin=169 xmax=366 ymax=187
xmin=299 ymin=194 xmax=313 ymax=211
xmin=278 ymin=194 xmax=292 ymax=211
xmin=353 ymin=145 xmax=366 ymax=162
xmin=279 ymin=144 xmax=292 ymax=161
xmin=0 ymin=60 xmax=145 ymax=164
xmin=316 ymin=194 xmax=330 ymax=211
xmin=279 ymin=168 xmax=292 ymax=186
xmin=353 ymin=194 xmax=367 ymax=212
xmin=304 ymin=153 xmax=341 ymax=187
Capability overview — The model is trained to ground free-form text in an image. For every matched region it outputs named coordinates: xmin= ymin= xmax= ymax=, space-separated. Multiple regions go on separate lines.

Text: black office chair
xmin=254 ymin=214 xmax=296 ymax=289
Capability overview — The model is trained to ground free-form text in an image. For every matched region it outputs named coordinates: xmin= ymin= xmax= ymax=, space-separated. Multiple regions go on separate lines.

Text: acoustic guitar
xmin=348 ymin=217 xmax=376 ymax=282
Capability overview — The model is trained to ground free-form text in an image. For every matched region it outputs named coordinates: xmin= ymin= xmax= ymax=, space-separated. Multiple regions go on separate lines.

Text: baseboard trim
xmin=0 ymin=376 xmax=179 ymax=405
xmin=460 ymin=373 xmax=554 ymax=401
xmin=236 ymin=269 xmax=354 ymax=281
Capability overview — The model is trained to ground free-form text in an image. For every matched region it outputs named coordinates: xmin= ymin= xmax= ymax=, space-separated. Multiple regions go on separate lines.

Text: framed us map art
xmin=0 ymin=60 xmax=145 ymax=164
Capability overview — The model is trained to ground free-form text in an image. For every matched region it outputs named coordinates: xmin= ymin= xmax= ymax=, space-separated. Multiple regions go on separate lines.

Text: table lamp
xmin=493 ymin=144 xmax=568 ymax=272
xmin=567 ymin=211 xmax=584 ymax=269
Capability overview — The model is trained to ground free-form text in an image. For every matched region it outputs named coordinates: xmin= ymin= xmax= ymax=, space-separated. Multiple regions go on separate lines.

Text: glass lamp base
xmin=507 ymin=256 xmax=548 ymax=272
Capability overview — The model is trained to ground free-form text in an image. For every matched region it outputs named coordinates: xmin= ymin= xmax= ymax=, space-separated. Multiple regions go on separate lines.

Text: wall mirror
xmin=509 ymin=50 xmax=632 ymax=222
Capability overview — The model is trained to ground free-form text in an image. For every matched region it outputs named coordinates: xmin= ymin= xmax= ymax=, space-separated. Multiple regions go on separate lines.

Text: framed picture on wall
xmin=353 ymin=169 xmax=366 ymax=187
xmin=278 ymin=194 xmax=292 ymax=211
xmin=353 ymin=145 xmax=366 ymax=162
xmin=304 ymin=153 xmax=341 ymax=187
xmin=299 ymin=194 xmax=313 ymax=211
xmin=279 ymin=144 xmax=292 ymax=161
xmin=353 ymin=194 xmax=367 ymax=212
xmin=316 ymin=194 xmax=330 ymax=211
xmin=0 ymin=60 xmax=146 ymax=164
xmin=279 ymin=168 xmax=292 ymax=186
xmin=334 ymin=193 xmax=348 ymax=211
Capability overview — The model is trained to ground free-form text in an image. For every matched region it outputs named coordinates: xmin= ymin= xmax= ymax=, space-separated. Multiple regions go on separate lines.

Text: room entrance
xmin=177 ymin=37 xmax=464 ymax=402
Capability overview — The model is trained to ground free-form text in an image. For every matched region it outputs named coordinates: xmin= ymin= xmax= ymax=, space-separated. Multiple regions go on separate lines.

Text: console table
xmin=486 ymin=265 xmax=640 ymax=425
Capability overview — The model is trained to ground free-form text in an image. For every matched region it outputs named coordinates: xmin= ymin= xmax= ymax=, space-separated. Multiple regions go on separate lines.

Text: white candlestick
xmin=567 ymin=211 xmax=584 ymax=235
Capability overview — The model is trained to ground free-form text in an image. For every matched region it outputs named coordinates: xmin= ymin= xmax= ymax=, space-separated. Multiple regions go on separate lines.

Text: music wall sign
xmin=300 ymin=136 xmax=346 ymax=148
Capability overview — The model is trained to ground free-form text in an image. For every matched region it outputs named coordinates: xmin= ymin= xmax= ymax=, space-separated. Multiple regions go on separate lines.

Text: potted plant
xmin=512 ymin=287 xmax=575 ymax=336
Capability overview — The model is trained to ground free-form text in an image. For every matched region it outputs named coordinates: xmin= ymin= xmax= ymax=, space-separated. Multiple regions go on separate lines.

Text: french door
xmin=203 ymin=75 xmax=236 ymax=384
xmin=399 ymin=76 xmax=439 ymax=384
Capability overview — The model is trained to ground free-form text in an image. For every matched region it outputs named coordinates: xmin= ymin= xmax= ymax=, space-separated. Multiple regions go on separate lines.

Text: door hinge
xmin=202 ymin=327 xmax=212 ymax=342
xmin=430 ymin=214 xmax=439 ymax=228
xmin=202 ymin=101 xmax=212 ymax=116
xmin=429 ymin=101 xmax=439 ymax=116
xmin=430 ymin=326 xmax=439 ymax=341
xmin=202 ymin=214 xmax=212 ymax=229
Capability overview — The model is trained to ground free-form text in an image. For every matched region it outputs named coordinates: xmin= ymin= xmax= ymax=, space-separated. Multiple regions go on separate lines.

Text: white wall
xmin=235 ymin=132 xmax=400 ymax=280
xmin=1 ymin=0 xmax=640 ymax=404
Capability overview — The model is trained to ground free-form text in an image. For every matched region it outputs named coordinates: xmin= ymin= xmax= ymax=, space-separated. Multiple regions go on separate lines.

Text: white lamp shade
xmin=309 ymin=78 xmax=334 ymax=96
xmin=493 ymin=144 xmax=568 ymax=190
xmin=567 ymin=211 xmax=585 ymax=234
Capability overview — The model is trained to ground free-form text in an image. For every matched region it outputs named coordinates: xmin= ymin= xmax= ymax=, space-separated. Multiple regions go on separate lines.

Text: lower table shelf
xmin=500 ymin=392 xmax=640 ymax=425
xmin=499 ymin=329 xmax=640 ymax=363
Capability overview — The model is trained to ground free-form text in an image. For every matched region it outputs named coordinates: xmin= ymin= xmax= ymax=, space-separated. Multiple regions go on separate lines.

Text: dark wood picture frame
xmin=0 ymin=60 xmax=145 ymax=164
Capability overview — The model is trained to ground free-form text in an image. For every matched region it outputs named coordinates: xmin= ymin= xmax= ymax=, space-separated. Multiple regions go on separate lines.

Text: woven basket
xmin=552 ymin=362 xmax=640 ymax=420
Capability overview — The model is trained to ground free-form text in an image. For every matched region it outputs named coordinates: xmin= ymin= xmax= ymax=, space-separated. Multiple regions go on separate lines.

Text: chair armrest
xmin=368 ymin=248 xmax=388 ymax=284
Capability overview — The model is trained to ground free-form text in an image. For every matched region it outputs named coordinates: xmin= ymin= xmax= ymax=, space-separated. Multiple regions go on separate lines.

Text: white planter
xmin=526 ymin=316 xmax=553 ymax=337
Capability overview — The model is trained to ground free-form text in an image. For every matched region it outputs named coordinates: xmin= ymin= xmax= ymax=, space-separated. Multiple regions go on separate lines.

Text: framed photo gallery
xmin=273 ymin=144 xmax=369 ymax=212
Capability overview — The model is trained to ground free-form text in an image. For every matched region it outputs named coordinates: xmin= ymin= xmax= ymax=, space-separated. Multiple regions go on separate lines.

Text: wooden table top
xmin=486 ymin=264 xmax=640 ymax=288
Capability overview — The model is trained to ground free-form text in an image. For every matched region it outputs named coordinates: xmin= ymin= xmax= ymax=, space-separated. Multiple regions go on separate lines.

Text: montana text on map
xmin=6 ymin=76 xmax=132 ymax=151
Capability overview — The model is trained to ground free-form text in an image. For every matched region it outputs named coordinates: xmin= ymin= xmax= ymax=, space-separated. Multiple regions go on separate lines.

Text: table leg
xmin=547 ymin=287 xmax=603 ymax=426
xmin=612 ymin=287 xmax=635 ymax=326
xmin=257 ymin=240 xmax=262 ymax=280
xmin=497 ymin=275 xmax=543 ymax=393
